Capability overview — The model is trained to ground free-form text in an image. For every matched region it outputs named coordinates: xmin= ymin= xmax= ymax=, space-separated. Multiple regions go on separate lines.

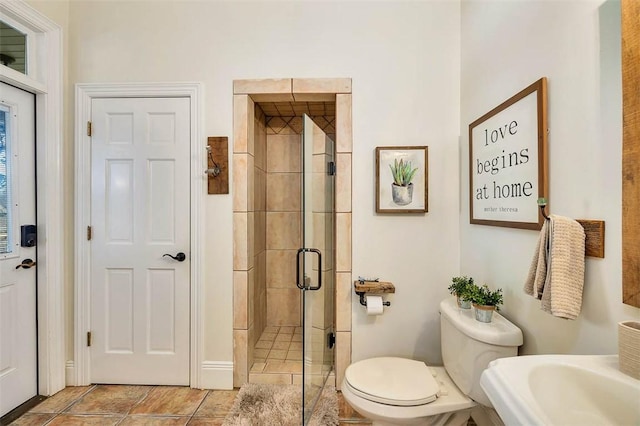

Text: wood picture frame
xmin=469 ymin=78 xmax=548 ymax=230
xmin=376 ymin=146 xmax=428 ymax=213
xmin=622 ymin=0 xmax=640 ymax=308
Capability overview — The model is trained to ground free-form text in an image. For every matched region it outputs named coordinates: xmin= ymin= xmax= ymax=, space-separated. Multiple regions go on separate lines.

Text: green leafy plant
xmin=448 ymin=276 xmax=475 ymax=300
xmin=471 ymin=284 xmax=503 ymax=309
xmin=389 ymin=158 xmax=418 ymax=187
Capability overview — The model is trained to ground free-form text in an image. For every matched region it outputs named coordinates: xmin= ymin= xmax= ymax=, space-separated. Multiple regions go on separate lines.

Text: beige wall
xmin=26 ymin=0 xmax=461 ymax=381
xmin=460 ymin=0 xmax=640 ymax=355
xmin=25 ymin=0 xmax=640 ymax=390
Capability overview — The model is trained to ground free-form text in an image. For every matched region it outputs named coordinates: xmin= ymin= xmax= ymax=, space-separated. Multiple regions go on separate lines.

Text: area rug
xmin=223 ymin=383 xmax=338 ymax=426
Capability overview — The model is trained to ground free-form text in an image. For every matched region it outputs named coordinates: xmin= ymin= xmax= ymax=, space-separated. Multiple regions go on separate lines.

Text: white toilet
xmin=341 ymin=297 xmax=523 ymax=426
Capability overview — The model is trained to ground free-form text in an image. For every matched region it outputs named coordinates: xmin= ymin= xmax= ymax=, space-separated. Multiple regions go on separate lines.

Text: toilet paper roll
xmin=366 ymin=295 xmax=384 ymax=315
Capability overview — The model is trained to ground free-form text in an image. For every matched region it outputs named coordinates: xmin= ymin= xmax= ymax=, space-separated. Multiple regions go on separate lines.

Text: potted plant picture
xmin=448 ymin=276 xmax=475 ymax=309
xmin=389 ymin=158 xmax=418 ymax=205
xmin=471 ymin=284 xmax=503 ymax=323
xmin=375 ymin=146 xmax=428 ymax=213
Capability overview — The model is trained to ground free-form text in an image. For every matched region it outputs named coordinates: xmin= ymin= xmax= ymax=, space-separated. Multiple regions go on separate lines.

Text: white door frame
xmin=74 ymin=82 xmax=204 ymax=387
xmin=0 ymin=0 xmax=65 ymax=397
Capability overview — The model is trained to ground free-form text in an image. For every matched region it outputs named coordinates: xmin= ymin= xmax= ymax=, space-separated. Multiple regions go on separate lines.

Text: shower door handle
xmin=296 ymin=248 xmax=322 ymax=291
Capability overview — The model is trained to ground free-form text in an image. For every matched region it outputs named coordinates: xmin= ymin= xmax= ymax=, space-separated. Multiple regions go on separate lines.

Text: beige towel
xmin=524 ymin=219 xmax=549 ymax=298
xmin=524 ymin=215 xmax=586 ymax=319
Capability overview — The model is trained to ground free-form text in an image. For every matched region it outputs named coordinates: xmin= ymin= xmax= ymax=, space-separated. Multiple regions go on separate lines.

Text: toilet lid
xmin=344 ymin=357 xmax=440 ymax=406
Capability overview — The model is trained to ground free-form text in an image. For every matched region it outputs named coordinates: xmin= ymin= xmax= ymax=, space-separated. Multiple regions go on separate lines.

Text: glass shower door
xmin=297 ymin=114 xmax=335 ymax=425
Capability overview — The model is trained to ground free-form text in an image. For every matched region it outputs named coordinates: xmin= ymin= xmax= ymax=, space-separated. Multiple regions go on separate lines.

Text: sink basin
xmin=480 ymin=354 xmax=640 ymax=425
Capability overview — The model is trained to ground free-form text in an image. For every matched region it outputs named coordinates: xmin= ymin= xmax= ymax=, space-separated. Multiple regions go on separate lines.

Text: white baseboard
xmin=64 ymin=359 xmax=233 ymax=390
xmin=200 ymin=361 xmax=234 ymax=390
xmin=65 ymin=360 xmax=75 ymax=386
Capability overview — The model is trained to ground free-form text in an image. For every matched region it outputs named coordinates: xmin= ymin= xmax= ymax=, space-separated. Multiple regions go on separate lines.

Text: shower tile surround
xmin=233 ymin=79 xmax=352 ymax=388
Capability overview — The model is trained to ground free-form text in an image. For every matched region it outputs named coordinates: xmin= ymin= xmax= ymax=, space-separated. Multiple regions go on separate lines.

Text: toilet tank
xmin=439 ymin=297 xmax=523 ymax=407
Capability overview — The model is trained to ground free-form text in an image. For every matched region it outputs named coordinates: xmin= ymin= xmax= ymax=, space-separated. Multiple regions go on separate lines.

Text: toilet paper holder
xmin=354 ymin=278 xmax=395 ymax=307
xmin=358 ymin=293 xmax=391 ymax=307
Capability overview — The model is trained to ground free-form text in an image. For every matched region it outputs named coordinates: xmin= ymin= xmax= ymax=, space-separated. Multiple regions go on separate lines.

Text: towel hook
xmin=205 ymin=146 xmax=221 ymax=177
xmin=537 ymin=198 xmax=550 ymax=220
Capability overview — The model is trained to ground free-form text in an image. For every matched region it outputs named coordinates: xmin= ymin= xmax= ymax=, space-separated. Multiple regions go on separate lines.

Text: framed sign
xmin=469 ymin=78 xmax=548 ymax=230
xmin=376 ymin=146 xmax=428 ymax=213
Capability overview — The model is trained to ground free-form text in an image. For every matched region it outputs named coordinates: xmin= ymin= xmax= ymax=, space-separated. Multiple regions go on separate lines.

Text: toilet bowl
xmin=341 ymin=297 xmax=523 ymax=426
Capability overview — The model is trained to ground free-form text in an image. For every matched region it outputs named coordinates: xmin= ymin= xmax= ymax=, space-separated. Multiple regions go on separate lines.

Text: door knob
xmin=163 ymin=252 xmax=186 ymax=262
xmin=16 ymin=258 xmax=37 ymax=269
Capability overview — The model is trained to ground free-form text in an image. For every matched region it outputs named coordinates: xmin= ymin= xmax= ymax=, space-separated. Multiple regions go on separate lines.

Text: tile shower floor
xmin=249 ymin=326 xmax=304 ymax=382
xmin=7 ymin=384 xmax=372 ymax=425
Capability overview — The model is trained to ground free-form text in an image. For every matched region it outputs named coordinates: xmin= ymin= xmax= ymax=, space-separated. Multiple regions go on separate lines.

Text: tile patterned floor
xmin=7 ymin=384 xmax=371 ymax=425
xmin=249 ymin=326 xmax=306 ymax=384
xmin=254 ymin=326 xmax=303 ymax=364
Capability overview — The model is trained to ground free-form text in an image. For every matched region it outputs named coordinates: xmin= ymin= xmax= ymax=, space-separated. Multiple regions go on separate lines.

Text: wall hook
xmin=537 ymin=197 xmax=550 ymax=220
xmin=205 ymin=146 xmax=221 ymax=177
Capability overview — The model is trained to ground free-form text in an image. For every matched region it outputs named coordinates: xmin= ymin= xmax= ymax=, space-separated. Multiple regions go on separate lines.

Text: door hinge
xmin=87 ymin=226 xmax=92 ymax=241
xmin=328 ymin=161 xmax=336 ymax=176
xmin=327 ymin=331 xmax=336 ymax=349
xmin=87 ymin=331 xmax=92 ymax=347
xmin=87 ymin=121 xmax=92 ymax=137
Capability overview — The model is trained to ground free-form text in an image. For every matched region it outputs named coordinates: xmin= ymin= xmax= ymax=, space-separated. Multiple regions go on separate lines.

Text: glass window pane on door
xmin=0 ymin=20 xmax=27 ymax=74
xmin=0 ymin=108 xmax=12 ymax=254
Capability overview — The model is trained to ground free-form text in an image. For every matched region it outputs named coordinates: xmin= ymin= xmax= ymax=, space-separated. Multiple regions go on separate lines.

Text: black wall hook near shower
xmin=205 ymin=146 xmax=221 ymax=177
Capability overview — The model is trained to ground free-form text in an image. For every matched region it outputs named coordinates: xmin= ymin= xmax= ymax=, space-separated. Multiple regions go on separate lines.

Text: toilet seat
xmin=344 ymin=357 xmax=440 ymax=406
xmin=342 ymin=364 xmax=477 ymax=424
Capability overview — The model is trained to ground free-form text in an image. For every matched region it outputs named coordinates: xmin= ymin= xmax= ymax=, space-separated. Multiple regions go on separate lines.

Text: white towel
xmin=524 ymin=215 xmax=586 ymax=319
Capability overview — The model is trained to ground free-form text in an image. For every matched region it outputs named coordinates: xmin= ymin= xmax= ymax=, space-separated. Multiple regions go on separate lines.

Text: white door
xmin=90 ymin=97 xmax=190 ymax=385
xmin=0 ymin=83 xmax=37 ymax=416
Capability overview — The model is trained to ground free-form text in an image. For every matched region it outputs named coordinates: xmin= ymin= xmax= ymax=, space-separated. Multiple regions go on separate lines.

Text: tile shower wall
xmin=265 ymin=127 xmax=302 ymax=327
xmin=252 ymin=107 xmax=267 ymax=349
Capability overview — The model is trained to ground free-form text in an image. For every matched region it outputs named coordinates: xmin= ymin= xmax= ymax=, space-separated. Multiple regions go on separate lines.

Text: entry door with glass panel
xmin=0 ymin=83 xmax=37 ymax=417
xmin=298 ymin=114 xmax=335 ymax=424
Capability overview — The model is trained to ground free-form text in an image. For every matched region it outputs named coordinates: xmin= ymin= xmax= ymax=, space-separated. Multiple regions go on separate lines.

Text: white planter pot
xmin=473 ymin=304 xmax=495 ymax=323
xmin=456 ymin=297 xmax=472 ymax=309
xmin=391 ymin=183 xmax=413 ymax=205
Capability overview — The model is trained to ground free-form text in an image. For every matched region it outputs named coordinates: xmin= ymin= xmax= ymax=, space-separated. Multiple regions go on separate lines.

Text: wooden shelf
xmin=354 ymin=281 xmax=395 ymax=294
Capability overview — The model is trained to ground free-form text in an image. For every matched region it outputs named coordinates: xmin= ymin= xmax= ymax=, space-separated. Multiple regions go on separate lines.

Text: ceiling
xmin=256 ymin=101 xmax=335 ymax=117
xmin=256 ymin=101 xmax=336 ymax=136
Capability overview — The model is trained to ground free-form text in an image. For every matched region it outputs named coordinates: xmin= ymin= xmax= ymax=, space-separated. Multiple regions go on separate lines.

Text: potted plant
xmin=389 ymin=158 xmax=418 ymax=205
xmin=448 ymin=276 xmax=475 ymax=309
xmin=470 ymin=284 xmax=503 ymax=323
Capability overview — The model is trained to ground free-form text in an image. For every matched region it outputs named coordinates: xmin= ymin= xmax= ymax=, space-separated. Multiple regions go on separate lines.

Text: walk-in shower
xmin=232 ymin=78 xmax=353 ymax=423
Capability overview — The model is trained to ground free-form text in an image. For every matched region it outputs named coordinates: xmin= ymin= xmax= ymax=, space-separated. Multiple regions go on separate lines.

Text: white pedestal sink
xmin=480 ymin=354 xmax=640 ymax=425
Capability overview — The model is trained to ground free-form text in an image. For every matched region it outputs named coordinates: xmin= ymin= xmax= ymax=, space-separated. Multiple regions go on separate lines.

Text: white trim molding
xmin=200 ymin=361 xmax=234 ymax=390
xmin=65 ymin=361 xmax=75 ymax=386
xmin=74 ymin=82 xmax=205 ymax=388
xmin=0 ymin=0 xmax=65 ymax=397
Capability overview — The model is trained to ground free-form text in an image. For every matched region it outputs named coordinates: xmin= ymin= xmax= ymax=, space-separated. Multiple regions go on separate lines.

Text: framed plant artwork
xmin=469 ymin=77 xmax=548 ymax=230
xmin=376 ymin=146 xmax=428 ymax=213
